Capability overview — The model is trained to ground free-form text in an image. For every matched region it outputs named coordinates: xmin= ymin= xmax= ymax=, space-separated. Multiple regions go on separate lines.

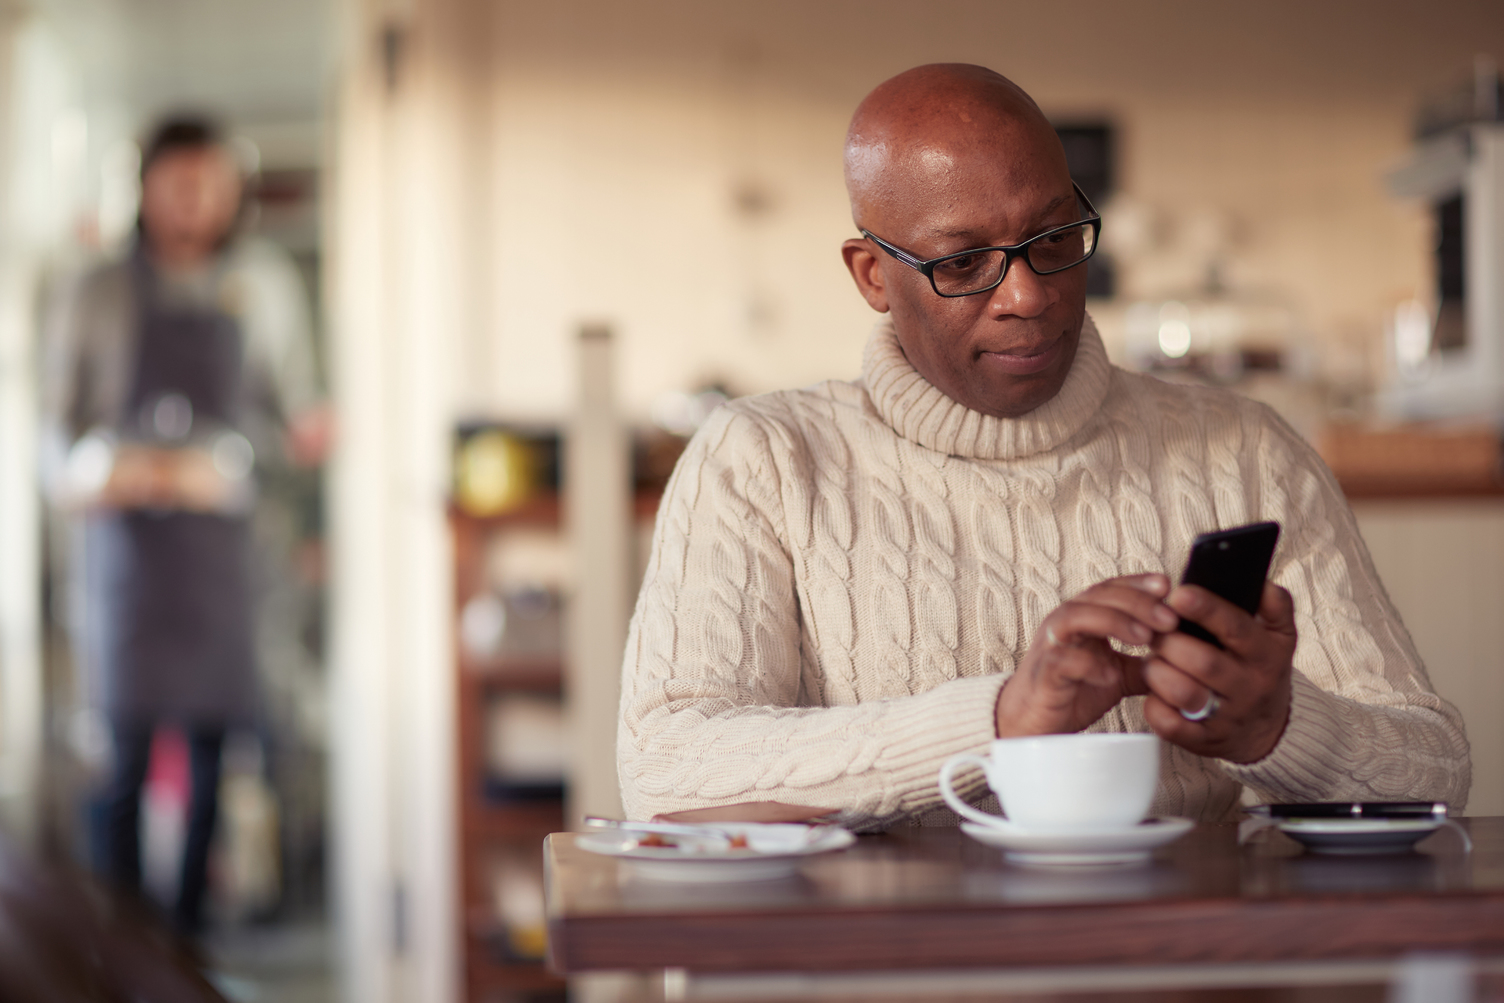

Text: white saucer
xmin=576 ymin=823 xmax=855 ymax=882
xmin=960 ymin=816 xmax=1194 ymax=867
xmin=1274 ymin=817 xmax=1445 ymax=855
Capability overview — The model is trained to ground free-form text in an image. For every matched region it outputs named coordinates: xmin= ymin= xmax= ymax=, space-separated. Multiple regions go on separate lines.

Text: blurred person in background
xmin=41 ymin=116 xmax=330 ymax=935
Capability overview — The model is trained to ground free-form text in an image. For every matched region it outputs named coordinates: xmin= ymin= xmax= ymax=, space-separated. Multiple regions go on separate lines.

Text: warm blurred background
xmin=0 ymin=1 xmax=1499 ymax=1001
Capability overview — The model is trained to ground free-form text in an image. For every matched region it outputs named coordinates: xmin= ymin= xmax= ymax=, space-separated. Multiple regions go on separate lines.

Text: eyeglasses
xmin=860 ymin=182 xmax=1101 ymax=298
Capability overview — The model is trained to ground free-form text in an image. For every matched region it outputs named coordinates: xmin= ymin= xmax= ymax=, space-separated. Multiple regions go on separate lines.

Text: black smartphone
xmin=1177 ymin=521 xmax=1280 ymax=648
xmin=1253 ymin=801 xmax=1448 ymax=820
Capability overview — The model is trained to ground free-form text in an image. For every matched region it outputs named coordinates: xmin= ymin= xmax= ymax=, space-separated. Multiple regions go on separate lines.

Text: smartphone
xmin=1177 ymin=521 xmax=1280 ymax=648
xmin=1252 ymin=801 xmax=1448 ymax=820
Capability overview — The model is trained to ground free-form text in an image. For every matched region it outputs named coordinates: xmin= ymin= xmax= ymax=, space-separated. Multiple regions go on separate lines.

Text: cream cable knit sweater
xmin=618 ymin=315 xmax=1470 ymax=829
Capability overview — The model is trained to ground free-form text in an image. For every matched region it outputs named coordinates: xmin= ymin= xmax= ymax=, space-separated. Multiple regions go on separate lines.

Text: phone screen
xmin=1177 ymin=521 xmax=1280 ymax=647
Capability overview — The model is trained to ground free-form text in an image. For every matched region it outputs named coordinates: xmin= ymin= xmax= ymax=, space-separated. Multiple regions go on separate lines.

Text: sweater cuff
xmin=875 ymin=673 xmax=1008 ymax=814
xmin=1220 ymin=669 xmax=1348 ymax=800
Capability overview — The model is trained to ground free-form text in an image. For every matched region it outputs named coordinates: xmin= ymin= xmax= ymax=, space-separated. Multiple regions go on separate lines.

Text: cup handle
xmin=938 ymin=753 xmax=1008 ymax=826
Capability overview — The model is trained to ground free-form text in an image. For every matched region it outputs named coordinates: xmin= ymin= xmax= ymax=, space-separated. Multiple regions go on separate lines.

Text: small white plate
xmin=576 ymin=823 xmax=855 ymax=882
xmin=1274 ymin=817 xmax=1445 ymax=855
xmin=960 ymin=816 xmax=1194 ymax=867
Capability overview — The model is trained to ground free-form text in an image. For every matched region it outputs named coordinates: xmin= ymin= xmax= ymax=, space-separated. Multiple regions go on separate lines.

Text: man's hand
xmin=995 ymin=574 xmax=1176 ymax=738
xmin=1142 ymin=582 xmax=1297 ymax=764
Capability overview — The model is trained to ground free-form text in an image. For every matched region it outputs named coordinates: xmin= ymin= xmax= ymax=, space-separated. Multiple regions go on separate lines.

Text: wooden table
xmin=545 ymin=819 xmax=1504 ymax=1000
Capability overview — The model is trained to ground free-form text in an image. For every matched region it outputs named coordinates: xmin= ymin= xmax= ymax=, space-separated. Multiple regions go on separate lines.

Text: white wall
xmin=1355 ymin=501 xmax=1504 ymax=816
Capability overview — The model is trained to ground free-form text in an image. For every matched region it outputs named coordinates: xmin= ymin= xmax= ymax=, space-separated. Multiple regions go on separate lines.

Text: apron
xmin=86 ymin=252 xmax=258 ymax=727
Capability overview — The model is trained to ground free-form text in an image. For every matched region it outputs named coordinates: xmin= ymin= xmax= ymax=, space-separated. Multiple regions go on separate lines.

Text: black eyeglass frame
xmin=860 ymin=182 xmax=1102 ymax=298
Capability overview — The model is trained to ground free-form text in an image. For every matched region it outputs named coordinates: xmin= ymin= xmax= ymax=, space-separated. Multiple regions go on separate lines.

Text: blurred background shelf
xmin=463 ymin=953 xmax=565 ymax=997
xmin=459 ymin=657 xmax=565 ymax=691
xmin=450 ymin=478 xmax=665 ymax=1003
xmin=449 ymin=494 xmax=562 ymax=529
xmin=449 ymin=492 xmax=666 ymax=531
xmin=463 ymin=804 xmax=565 ymax=841
xmin=480 ymin=779 xmax=567 ymax=805
xmin=452 ymin=501 xmax=571 ymax=1003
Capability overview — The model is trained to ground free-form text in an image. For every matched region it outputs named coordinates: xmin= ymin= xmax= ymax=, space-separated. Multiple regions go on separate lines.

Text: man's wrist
xmin=1225 ymin=678 xmax=1294 ymax=765
xmin=993 ymin=675 xmax=1052 ymax=739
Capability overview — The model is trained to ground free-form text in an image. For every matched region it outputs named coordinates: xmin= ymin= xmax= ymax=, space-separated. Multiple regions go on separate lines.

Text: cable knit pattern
xmin=618 ymin=314 xmax=1471 ymax=829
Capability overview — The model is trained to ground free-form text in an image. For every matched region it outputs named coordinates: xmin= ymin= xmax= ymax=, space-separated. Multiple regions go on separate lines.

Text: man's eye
xmin=937 ymin=254 xmax=981 ymax=272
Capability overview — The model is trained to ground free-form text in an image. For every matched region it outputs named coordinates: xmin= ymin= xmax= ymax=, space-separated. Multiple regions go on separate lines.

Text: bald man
xmin=617 ymin=65 xmax=1469 ymax=829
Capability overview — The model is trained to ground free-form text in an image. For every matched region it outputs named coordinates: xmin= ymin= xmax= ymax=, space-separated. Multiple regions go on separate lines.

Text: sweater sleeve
xmin=1219 ymin=408 xmax=1471 ymax=808
xmin=617 ymin=406 xmax=1004 ymax=830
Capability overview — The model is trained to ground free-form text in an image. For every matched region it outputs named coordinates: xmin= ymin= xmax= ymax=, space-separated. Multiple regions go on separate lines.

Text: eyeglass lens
xmin=930 ymin=223 xmax=1097 ymax=296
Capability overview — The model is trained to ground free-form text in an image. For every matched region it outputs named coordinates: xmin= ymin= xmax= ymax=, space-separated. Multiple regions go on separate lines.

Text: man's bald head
xmin=844 ymin=64 xmax=1067 ymax=233
xmin=838 ymin=64 xmax=1090 ymax=420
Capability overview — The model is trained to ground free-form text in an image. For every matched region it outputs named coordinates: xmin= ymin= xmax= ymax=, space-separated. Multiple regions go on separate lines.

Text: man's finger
xmin=1166 ymin=585 xmax=1259 ymax=654
xmin=1040 ymin=644 xmax=1122 ymax=689
xmin=1070 ymin=582 xmax=1179 ymax=635
xmin=1114 ymin=573 xmax=1171 ymax=596
xmin=1256 ymin=582 xmax=1297 ymax=635
xmin=1149 ymin=627 xmax=1247 ymax=696
xmin=1143 ymin=694 xmax=1217 ymax=748
xmin=1076 ymin=573 xmax=1170 ymax=601
xmin=1044 ymin=601 xmax=1161 ymax=650
xmin=1142 ymin=657 xmax=1215 ymax=716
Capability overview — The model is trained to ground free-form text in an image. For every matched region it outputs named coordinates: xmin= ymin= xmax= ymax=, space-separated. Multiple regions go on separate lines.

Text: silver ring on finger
xmin=1180 ymin=693 xmax=1221 ymax=722
xmin=1045 ymin=625 xmax=1062 ymax=648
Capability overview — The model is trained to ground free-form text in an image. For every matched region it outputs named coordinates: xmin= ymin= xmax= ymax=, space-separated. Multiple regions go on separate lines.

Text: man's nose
xmin=986 ymin=257 xmax=1054 ymax=319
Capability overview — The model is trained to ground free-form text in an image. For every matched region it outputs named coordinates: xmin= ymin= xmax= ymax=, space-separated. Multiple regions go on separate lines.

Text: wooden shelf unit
xmin=451 ymin=491 xmax=660 ymax=1002
xmin=452 ymin=502 xmax=568 ymax=1003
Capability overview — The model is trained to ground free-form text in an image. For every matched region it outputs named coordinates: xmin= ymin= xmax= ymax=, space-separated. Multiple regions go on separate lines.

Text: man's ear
xmin=841 ymin=238 xmax=890 ymax=314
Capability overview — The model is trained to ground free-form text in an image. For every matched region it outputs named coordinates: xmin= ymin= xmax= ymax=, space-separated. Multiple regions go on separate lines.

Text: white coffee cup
xmin=938 ymin=733 xmax=1160 ymax=832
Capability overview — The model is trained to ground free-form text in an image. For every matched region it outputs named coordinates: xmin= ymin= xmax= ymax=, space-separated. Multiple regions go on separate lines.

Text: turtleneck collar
xmin=860 ymin=312 xmax=1113 ymax=461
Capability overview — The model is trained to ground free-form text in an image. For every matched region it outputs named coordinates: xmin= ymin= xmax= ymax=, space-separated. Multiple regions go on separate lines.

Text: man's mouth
xmin=977 ymin=335 xmax=1064 ymax=377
